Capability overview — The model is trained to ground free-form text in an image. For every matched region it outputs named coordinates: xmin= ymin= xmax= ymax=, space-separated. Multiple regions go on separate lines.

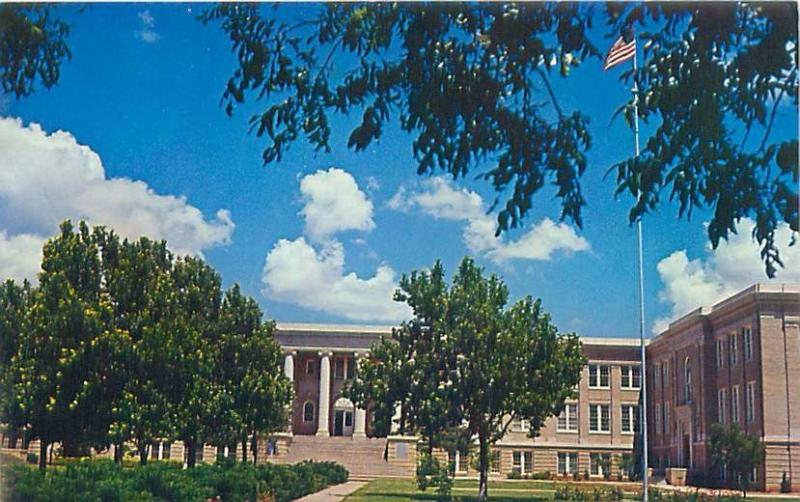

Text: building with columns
xmin=271 ymin=283 xmax=799 ymax=490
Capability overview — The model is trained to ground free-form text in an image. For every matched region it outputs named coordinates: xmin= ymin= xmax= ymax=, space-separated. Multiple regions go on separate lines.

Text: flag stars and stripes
xmin=604 ymin=36 xmax=636 ymax=70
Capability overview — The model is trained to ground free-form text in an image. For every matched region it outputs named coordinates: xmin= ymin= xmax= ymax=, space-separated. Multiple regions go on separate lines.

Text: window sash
xmin=746 ymin=383 xmax=755 ymax=422
xmin=744 ymin=328 xmax=753 ymax=361
xmin=558 ymin=404 xmax=578 ymax=432
xmin=558 ymin=452 xmax=579 ymax=474
xmin=729 ymin=335 xmax=738 ymax=365
xmin=590 ymin=453 xmax=611 ymax=476
xmin=731 ymin=387 xmax=740 ymax=423
xmin=621 ymin=405 xmax=638 ymax=433
xmin=589 ymin=365 xmax=609 ymax=388
xmin=718 ymin=389 xmax=727 ymax=423
xmin=334 ymin=357 xmax=345 ymax=379
xmin=589 ymin=404 xmax=610 ymax=432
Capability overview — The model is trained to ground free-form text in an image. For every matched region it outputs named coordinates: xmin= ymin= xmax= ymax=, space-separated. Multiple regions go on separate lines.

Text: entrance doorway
xmin=333 ymin=397 xmax=355 ymax=436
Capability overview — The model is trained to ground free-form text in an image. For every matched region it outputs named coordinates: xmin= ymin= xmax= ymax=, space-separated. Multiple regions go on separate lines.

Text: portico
xmin=275 ymin=323 xmax=386 ymax=438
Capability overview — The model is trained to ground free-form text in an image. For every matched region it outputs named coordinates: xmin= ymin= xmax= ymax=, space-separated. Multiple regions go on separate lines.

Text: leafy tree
xmin=96 ymin=230 xmax=176 ymax=465
xmin=169 ymin=255 xmax=224 ymax=468
xmin=203 ymin=2 xmax=798 ymax=277
xmin=11 ymin=221 xmax=113 ymax=469
xmin=216 ymin=285 xmax=292 ymax=464
xmin=352 ymin=257 xmax=585 ymax=500
xmin=709 ymin=423 xmax=765 ymax=496
xmin=0 ymin=279 xmax=32 ymax=448
xmin=349 ymin=261 xmax=461 ymax=450
xmin=0 ymin=4 xmax=71 ymax=98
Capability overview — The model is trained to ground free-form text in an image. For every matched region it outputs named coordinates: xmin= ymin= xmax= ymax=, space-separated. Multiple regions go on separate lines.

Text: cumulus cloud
xmin=0 ymin=117 xmax=234 ymax=282
xmin=135 ymin=10 xmax=159 ymax=43
xmin=262 ymin=237 xmax=410 ymax=322
xmin=652 ymin=218 xmax=800 ymax=334
xmin=388 ymin=177 xmax=589 ymax=264
xmin=300 ymin=168 xmax=375 ymax=241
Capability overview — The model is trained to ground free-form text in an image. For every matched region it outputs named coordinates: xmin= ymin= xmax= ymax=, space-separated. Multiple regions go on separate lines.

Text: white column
xmin=353 ymin=352 xmax=367 ymax=438
xmin=316 ymin=351 xmax=332 ymax=436
xmin=284 ymin=351 xmax=295 ymax=433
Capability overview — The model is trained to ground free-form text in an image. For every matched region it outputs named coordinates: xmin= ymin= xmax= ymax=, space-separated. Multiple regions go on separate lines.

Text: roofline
xmin=275 ymin=322 xmax=645 ymax=347
xmin=651 ymin=282 xmax=800 ymax=343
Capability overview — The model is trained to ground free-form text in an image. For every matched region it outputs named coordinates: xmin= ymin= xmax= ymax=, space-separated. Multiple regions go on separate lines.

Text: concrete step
xmin=273 ymin=435 xmax=414 ymax=479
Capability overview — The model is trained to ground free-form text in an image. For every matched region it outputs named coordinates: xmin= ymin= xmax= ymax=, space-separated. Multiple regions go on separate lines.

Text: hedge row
xmin=3 ymin=458 xmax=348 ymax=502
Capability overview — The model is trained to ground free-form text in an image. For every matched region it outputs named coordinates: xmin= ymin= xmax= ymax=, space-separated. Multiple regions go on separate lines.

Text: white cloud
xmin=389 ymin=177 xmax=589 ymax=264
xmin=652 ymin=218 xmax=800 ymax=334
xmin=262 ymin=237 xmax=410 ymax=322
xmin=0 ymin=117 xmax=234 ymax=282
xmin=300 ymin=168 xmax=375 ymax=241
xmin=135 ymin=10 xmax=159 ymax=43
xmin=0 ymin=232 xmax=44 ymax=283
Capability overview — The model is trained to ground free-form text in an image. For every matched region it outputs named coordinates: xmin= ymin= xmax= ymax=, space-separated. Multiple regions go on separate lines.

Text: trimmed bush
xmin=3 ymin=458 xmax=347 ymax=502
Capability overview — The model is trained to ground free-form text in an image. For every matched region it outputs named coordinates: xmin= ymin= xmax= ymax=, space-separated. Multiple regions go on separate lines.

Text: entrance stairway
xmin=270 ymin=435 xmax=413 ymax=480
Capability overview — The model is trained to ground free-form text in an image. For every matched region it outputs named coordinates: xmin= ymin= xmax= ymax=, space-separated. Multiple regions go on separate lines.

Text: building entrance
xmin=333 ymin=398 xmax=355 ymax=436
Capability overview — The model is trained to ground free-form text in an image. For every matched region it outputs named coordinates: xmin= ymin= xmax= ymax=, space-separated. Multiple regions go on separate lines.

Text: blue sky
xmin=2 ymin=3 xmax=798 ymax=338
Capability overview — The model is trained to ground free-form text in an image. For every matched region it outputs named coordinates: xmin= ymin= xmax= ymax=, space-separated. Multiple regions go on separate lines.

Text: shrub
xmin=25 ymin=452 xmax=37 ymax=464
xmin=506 ymin=470 xmax=522 ymax=480
xmin=530 ymin=470 xmax=550 ymax=480
xmin=416 ymin=452 xmax=452 ymax=501
xmin=554 ymin=486 xmax=626 ymax=501
xmin=781 ymin=472 xmax=791 ymax=493
xmin=3 ymin=458 xmax=348 ymax=502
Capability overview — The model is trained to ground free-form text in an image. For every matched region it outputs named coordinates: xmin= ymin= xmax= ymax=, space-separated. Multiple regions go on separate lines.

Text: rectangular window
xmin=334 ymin=357 xmax=345 ymax=379
xmin=346 ymin=356 xmax=356 ymax=379
xmin=306 ymin=359 xmax=316 ymax=375
xmin=729 ymin=335 xmax=738 ymax=366
xmin=512 ymin=418 xmax=531 ymax=432
xmin=743 ymin=327 xmax=753 ymax=361
xmin=717 ymin=340 xmax=725 ymax=368
xmin=654 ymin=364 xmax=660 ymax=388
xmin=558 ymin=452 xmax=579 ymax=475
xmin=662 ymin=361 xmax=669 ymax=385
xmin=621 ymin=365 xmax=641 ymax=389
xmin=621 ymin=405 xmax=639 ymax=434
xmin=731 ymin=386 xmax=740 ymax=424
xmin=490 ymin=450 xmax=501 ymax=474
xmin=558 ymin=404 xmax=579 ymax=432
xmin=718 ymin=389 xmax=727 ymax=423
xmin=588 ymin=364 xmax=610 ymax=388
xmin=654 ymin=403 xmax=661 ymax=435
xmin=589 ymin=404 xmax=610 ymax=433
xmin=664 ymin=405 xmax=670 ymax=436
xmin=590 ymin=453 xmax=611 ymax=476
xmin=449 ymin=450 xmax=468 ymax=474
xmin=512 ymin=451 xmax=533 ymax=474
xmin=746 ymin=382 xmax=756 ymax=423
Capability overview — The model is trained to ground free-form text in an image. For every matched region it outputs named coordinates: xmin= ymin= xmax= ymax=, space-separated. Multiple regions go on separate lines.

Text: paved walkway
xmin=295 ymin=481 xmax=367 ymax=501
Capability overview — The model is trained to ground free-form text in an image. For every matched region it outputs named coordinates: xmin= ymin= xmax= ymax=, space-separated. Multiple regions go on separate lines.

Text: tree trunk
xmin=251 ymin=434 xmax=259 ymax=465
xmin=38 ymin=440 xmax=47 ymax=471
xmin=478 ymin=432 xmax=490 ymax=501
xmin=242 ymin=436 xmax=248 ymax=463
xmin=186 ymin=438 xmax=197 ymax=468
xmin=114 ymin=442 xmax=123 ymax=464
xmin=138 ymin=441 xmax=149 ymax=465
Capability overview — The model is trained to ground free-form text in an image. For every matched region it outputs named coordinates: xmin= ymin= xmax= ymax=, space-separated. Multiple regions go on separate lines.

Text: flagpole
xmin=632 ymin=42 xmax=650 ymax=502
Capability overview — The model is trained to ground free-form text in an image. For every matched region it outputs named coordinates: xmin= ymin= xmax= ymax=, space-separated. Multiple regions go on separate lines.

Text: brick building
xmin=646 ymin=283 xmax=800 ymax=491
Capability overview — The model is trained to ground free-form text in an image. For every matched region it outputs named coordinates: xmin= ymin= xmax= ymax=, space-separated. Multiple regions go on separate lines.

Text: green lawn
xmin=344 ymin=478 xmax=637 ymax=501
xmin=344 ymin=479 xmax=800 ymax=502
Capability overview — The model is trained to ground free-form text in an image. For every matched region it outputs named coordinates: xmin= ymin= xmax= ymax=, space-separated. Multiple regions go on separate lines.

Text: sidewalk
xmin=294 ymin=481 xmax=367 ymax=501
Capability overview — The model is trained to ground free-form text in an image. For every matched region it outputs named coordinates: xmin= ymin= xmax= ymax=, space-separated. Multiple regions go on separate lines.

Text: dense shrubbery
xmin=553 ymin=485 xmax=625 ymax=501
xmin=4 ymin=458 xmax=347 ymax=502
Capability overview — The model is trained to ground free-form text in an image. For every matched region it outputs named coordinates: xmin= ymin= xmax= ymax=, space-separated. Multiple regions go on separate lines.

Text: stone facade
xmin=646 ymin=283 xmax=800 ymax=492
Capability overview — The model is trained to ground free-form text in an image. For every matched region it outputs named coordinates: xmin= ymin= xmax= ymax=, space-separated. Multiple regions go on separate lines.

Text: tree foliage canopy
xmin=0 ymin=4 xmax=70 ymax=98
xmin=349 ymin=257 xmax=585 ymax=499
xmin=1 ymin=221 xmax=292 ymax=470
xmin=203 ymin=2 xmax=798 ymax=277
xmin=709 ymin=423 xmax=765 ymax=494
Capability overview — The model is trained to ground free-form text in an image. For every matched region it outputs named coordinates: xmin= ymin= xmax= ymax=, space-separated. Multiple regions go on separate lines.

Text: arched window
xmin=684 ymin=357 xmax=693 ymax=403
xmin=303 ymin=401 xmax=315 ymax=423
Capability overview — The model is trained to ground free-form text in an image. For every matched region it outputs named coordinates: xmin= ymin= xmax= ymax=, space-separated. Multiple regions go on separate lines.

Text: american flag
xmin=603 ymin=35 xmax=636 ymax=71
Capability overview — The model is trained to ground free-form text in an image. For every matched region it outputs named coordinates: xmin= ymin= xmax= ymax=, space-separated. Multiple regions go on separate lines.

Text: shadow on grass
xmin=357 ymin=492 xmax=549 ymax=502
